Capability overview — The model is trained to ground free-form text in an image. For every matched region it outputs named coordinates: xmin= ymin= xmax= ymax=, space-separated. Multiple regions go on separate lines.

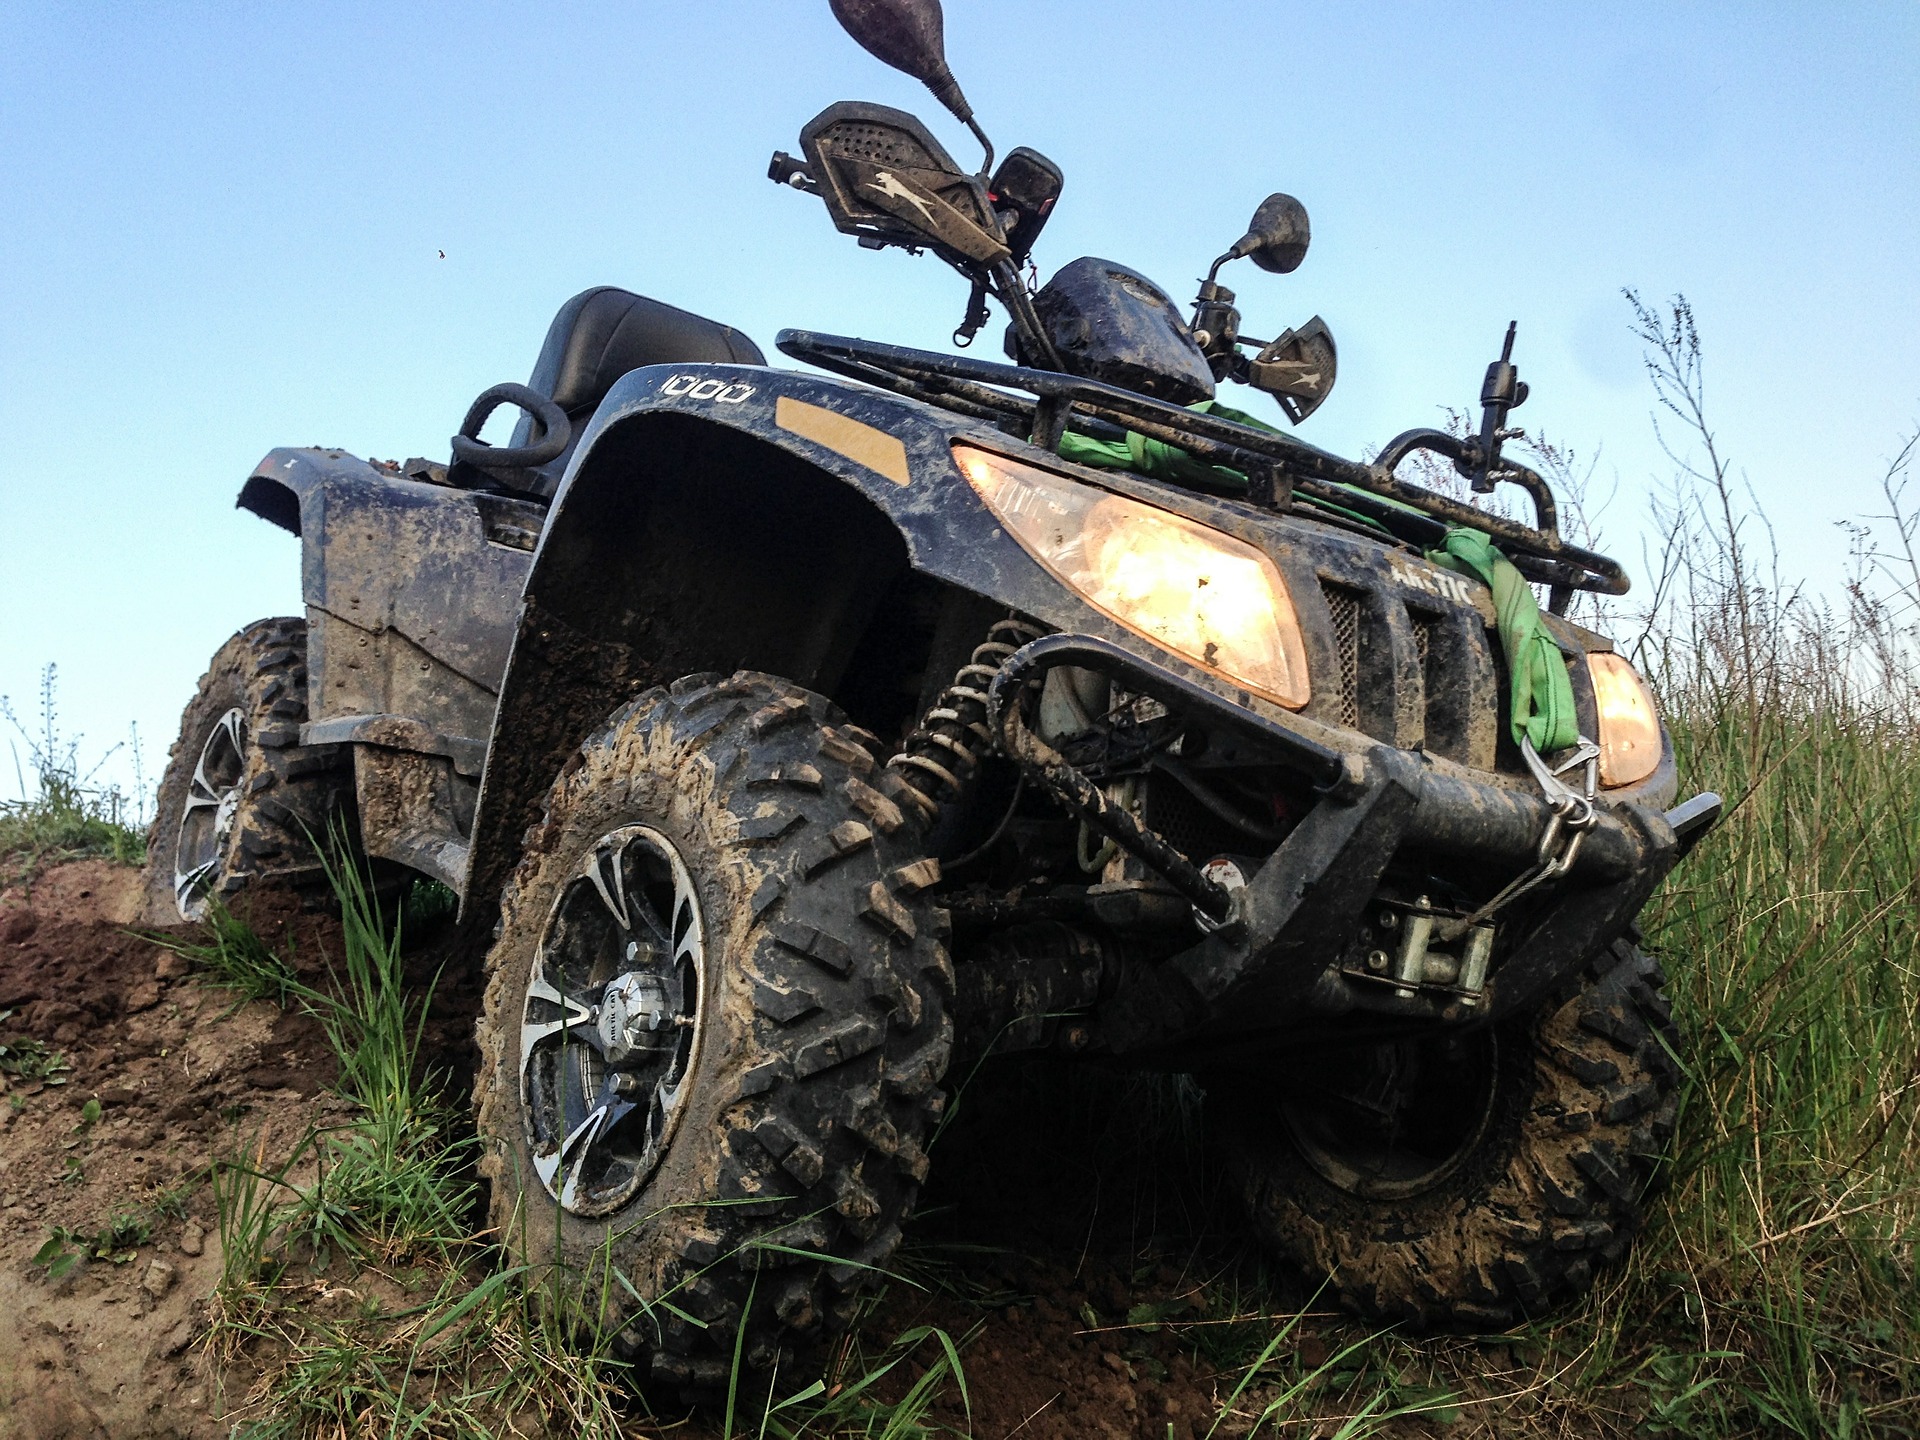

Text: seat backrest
xmin=509 ymin=287 xmax=767 ymax=490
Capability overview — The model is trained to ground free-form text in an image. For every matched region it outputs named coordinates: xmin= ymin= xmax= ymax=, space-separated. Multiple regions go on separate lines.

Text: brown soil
xmin=0 ymin=864 xmax=1489 ymax=1439
xmin=0 ymin=863 xmax=346 ymax=1439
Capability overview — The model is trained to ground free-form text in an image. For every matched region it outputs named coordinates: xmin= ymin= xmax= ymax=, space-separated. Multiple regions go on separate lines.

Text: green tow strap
xmin=1059 ymin=401 xmax=1391 ymax=530
xmin=1426 ymin=530 xmax=1579 ymax=752
xmin=1057 ymin=406 xmax=1579 ymax=752
xmin=1057 ymin=399 xmax=1269 ymax=489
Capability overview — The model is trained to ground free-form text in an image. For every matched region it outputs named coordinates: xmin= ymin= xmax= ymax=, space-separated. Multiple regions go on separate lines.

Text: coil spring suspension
xmin=888 ymin=617 xmax=1045 ymax=825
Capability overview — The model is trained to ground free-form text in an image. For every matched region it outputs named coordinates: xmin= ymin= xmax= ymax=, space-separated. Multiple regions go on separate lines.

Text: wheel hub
xmin=173 ymin=707 xmax=247 ymax=921
xmin=520 ymin=824 xmax=707 ymax=1217
xmin=595 ymin=967 xmax=679 ymax=1064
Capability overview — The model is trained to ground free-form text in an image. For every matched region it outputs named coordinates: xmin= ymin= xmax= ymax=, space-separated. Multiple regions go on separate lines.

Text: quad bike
xmin=145 ymin=0 xmax=1720 ymax=1388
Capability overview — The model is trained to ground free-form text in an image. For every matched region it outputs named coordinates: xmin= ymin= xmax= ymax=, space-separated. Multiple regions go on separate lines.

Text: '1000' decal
xmin=661 ymin=374 xmax=756 ymax=404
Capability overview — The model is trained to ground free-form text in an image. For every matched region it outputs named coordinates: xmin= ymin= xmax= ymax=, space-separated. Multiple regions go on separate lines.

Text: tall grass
xmin=1554 ymin=298 xmax=1920 ymax=1434
xmin=299 ymin=837 xmax=473 ymax=1257
xmin=0 ymin=664 xmax=148 ymax=869
xmin=155 ymin=897 xmax=302 ymax=1007
xmin=210 ymin=843 xmax=474 ymax=1294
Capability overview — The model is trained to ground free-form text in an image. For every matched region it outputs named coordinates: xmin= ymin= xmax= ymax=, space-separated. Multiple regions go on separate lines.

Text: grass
xmin=0 ymin=1008 xmax=71 ymax=1084
xmin=1538 ymin=300 xmax=1920 ymax=1436
xmin=296 ymin=835 xmax=473 ymax=1258
xmin=209 ymin=842 xmax=476 ymax=1285
xmin=33 ymin=1210 xmax=155 ymax=1279
xmin=0 ymin=664 xmax=148 ymax=872
xmin=203 ymin=842 xmax=571 ymax=1434
xmin=32 ymin=1171 xmax=202 ymax=1282
xmin=155 ymin=898 xmax=303 ymax=1007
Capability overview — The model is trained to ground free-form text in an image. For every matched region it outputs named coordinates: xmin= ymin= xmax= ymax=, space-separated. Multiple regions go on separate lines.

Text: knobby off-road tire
xmin=142 ymin=618 xmax=355 ymax=924
xmin=475 ymin=672 xmax=952 ymax=1392
xmin=1220 ymin=939 xmax=1679 ymax=1327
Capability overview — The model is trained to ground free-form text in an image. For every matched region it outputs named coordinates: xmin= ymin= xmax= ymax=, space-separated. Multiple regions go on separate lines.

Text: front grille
xmin=1322 ymin=583 xmax=1363 ymax=728
xmin=1310 ymin=572 xmax=1502 ymax=764
xmin=1145 ymin=770 xmax=1249 ymax=863
xmin=1410 ymin=609 xmax=1437 ymax=727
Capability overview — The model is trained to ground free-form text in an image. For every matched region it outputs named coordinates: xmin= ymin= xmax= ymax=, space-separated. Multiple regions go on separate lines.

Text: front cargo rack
xmin=777 ymin=329 xmax=1629 ymax=603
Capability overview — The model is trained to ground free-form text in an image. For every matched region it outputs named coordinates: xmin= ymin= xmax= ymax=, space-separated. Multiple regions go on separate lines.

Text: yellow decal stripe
xmin=775 ymin=397 xmax=912 ymax=487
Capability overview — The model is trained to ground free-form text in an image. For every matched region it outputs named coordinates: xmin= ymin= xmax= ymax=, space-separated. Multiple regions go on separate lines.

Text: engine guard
xmin=986 ymin=634 xmax=1688 ymax=1063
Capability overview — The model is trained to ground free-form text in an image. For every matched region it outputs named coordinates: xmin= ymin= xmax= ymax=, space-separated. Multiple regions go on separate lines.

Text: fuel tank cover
xmin=1021 ymin=257 xmax=1216 ymax=406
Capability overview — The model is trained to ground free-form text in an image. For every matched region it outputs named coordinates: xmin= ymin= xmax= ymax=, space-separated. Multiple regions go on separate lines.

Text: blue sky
xmin=2 ymin=2 xmax=1916 ymax=799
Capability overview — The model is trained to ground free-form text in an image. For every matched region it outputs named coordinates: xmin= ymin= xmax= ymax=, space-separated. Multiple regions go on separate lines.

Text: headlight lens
xmin=1587 ymin=652 xmax=1662 ymax=786
xmin=956 ymin=445 xmax=1310 ymax=708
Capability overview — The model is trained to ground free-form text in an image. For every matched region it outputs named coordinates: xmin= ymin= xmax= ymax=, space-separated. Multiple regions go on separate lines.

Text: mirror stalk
xmin=963 ymin=116 xmax=995 ymax=178
xmin=829 ymin=0 xmax=993 ymax=172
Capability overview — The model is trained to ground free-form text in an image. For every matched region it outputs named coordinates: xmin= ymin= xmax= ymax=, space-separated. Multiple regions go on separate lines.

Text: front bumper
xmin=985 ymin=634 xmax=1704 ymax=1060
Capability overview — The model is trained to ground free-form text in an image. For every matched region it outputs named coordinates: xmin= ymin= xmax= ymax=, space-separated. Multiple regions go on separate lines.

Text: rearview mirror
xmin=1230 ymin=193 xmax=1311 ymax=274
xmin=828 ymin=0 xmax=975 ymax=125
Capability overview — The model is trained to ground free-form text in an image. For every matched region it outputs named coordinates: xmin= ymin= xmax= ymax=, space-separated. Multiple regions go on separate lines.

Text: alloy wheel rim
xmin=1279 ymin=1030 xmax=1501 ymax=1201
xmin=520 ymin=824 xmax=708 ymax=1218
xmin=173 ymin=706 xmax=247 ymax=921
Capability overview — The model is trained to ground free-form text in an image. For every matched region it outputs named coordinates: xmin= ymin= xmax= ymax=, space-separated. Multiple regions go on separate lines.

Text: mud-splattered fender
xmin=459 ymin=360 xmax=1290 ymax=926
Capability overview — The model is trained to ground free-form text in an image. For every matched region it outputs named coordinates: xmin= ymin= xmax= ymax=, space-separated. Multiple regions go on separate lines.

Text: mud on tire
xmin=142 ymin=617 xmax=354 ymax=923
xmin=474 ymin=672 xmax=953 ymax=1391
xmin=1218 ymin=939 xmax=1680 ymax=1327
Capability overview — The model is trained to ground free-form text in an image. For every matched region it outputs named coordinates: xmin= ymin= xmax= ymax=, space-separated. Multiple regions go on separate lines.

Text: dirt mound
xmin=0 ymin=864 xmax=342 ymax=1440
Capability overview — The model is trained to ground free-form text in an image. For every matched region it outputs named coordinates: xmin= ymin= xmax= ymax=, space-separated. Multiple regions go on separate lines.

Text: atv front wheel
xmin=142 ymin=618 xmax=354 ymax=922
xmin=474 ymin=672 xmax=952 ymax=1391
xmin=1218 ymin=939 xmax=1679 ymax=1327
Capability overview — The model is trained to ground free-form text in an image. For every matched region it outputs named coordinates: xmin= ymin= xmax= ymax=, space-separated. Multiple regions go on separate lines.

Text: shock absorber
xmin=888 ymin=617 xmax=1044 ymax=826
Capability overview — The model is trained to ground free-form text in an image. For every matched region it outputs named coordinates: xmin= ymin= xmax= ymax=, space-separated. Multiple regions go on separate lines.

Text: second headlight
xmin=955 ymin=445 xmax=1311 ymax=708
xmin=1586 ymin=651 xmax=1663 ymax=787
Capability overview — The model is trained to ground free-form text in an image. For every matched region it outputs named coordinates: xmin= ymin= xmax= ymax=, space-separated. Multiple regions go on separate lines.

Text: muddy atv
xmin=144 ymin=0 xmax=1719 ymax=1389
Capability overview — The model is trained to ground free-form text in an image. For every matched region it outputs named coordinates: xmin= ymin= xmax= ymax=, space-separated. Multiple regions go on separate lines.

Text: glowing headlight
xmin=956 ymin=445 xmax=1310 ymax=708
xmin=1587 ymin=651 xmax=1662 ymax=787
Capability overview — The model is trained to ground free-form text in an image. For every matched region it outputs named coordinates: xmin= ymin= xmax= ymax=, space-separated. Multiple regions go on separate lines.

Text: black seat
xmin=508 ymin=286 xmax=766 ymax=492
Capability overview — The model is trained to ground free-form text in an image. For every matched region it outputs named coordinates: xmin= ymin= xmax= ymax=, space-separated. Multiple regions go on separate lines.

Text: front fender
xmin=462 ymin=361 xmax=1289 ymax=923
xmin=525 ymin=361 xmax=1326 ymax=716
xmin=540 ymin=363 xmax=1061 ymax=618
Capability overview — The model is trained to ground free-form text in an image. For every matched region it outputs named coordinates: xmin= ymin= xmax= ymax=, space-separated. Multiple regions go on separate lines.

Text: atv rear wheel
xmin=1218 ymin=939 xmax=1679 ymax=1327
xmin=142 ymin=618 xmax=355 ymax=923
xmin=474 ymin=672 xmax=952 ymax=1392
